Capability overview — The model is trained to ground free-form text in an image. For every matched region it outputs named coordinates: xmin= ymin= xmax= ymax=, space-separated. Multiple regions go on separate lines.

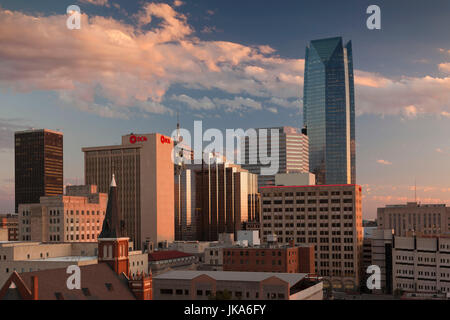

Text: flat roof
xmin=260 ymin=184 xmax=360 ymax=189
xmin=28 ymin=256 xmax=97 ymax=262
xmin=154 ymin=270 xmax=307 ymax=286
xmin=15 ymin=129 xmax=63 ymax=135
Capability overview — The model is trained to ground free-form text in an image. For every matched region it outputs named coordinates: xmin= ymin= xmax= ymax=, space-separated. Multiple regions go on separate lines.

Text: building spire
xmin=99 ymin=174 xmax=121 ymax=239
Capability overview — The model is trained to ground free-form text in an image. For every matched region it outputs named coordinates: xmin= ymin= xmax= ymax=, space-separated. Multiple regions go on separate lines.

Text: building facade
xmin=18 ymin=185 xmax=107 ymax=242
xmin=240 ymin=126 xmax=309 ymax=187
xmin=377 ymin=202 xmax=450 ymax=236
xmin=260 ymin=184 xmax=363 ymax=290
xmin=393 ymin=235 xmax=450 ymax=296
xmin=15 ymin=129 xmax=63 ymax=213
xmin=153 ymin=270 xmax=323 ymax=300
xmin=222 ymin=243 xmax=315 ymax=274
xmin=83 ymin=133 xmax=175 ymax=250
xmin=176 ymin=161 xmax=260 ymax=242
xmin=303 ymin=37 xmax=356 ymax=185
xmin=0 ymin=215 xmax=18 ymax=241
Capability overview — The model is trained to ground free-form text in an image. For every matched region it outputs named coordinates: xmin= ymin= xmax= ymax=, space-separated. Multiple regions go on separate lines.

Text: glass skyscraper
xmin=303 ymin=37 xmax=356 ymax=185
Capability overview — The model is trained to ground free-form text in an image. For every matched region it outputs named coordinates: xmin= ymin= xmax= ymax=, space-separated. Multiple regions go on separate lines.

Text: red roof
xmin=148 ymin=250 xmax=194 ymax=262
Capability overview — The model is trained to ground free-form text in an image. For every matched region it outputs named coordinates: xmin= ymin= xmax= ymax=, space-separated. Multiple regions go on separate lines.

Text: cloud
xmin=0 ymin=119 xmax=30 ymax=150
xmin=267 ymin=107 xmax=278 ymax=114
xmin=0 ymin=4 xmax=449 ymax=120
xmin=439 ymin=62 xmax=450 ymax=73
xmin=0 ymin=5 xmax=304 ymax=117
xmin=377 ymin=159 xmax=392 ymax=165
xmin=173 ymin=0 xmax=185 ymax=7
xmin=79 ymin=0 xmax=110 ymax=6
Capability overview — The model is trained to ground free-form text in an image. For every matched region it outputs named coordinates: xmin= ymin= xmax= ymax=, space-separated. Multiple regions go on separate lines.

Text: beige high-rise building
xmin=18 ymin=185 xmax=107 ymax=243
xmin=260 ymin=184 xmax=363 ymax=290
xmin=377 ymin=202 xmax=450 ymax=236
xmin=83 ymin=133 xmax=174 ymax=250
xmin=240 ymin=126 xmax=309 ymax=187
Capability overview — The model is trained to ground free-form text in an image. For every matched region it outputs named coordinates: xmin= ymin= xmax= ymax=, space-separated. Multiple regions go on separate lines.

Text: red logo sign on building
xmin=129 ymin=135 xmax=147 ymax=144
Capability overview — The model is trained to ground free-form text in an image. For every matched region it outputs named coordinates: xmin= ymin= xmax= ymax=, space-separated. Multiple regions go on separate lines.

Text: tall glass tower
xmin=303 ymin=37 xmax=356 ymax=185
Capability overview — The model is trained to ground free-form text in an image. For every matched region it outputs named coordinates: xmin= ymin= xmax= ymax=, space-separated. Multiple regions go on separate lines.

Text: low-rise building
xmin=153 ymin=270 xmax=323 ymax=300
xmin=148 ymin=251 xmax=198 ymax=275
xmin=0 ymin=214 xmax=18 ymax=241
xmin=393 ymin=235 xmax=450 ymax=297
xmin=222 ymin=242 xmax=315 ymax=274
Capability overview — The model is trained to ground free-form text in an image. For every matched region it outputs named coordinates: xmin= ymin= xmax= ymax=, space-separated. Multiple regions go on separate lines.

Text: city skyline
xmin=1 ymin=0 xmax=450 ymax=219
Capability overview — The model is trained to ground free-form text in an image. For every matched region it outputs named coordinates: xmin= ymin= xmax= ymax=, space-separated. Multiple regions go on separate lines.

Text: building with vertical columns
xmin=260 ymin=184 xmax=363 ymax=290
xmin=175 ymin=160 xmax=260 ymax=242
xmin=83 ymin=133 xmax=174 ymax=250
xmin=377 ymin=202 xmax=450 ymax=236
xmin=14 ymin=129 xmax=63 ymax=213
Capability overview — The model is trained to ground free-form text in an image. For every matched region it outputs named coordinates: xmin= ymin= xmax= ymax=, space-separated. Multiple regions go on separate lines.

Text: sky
xmin=0 ymin=0 xmax=449 ymax=219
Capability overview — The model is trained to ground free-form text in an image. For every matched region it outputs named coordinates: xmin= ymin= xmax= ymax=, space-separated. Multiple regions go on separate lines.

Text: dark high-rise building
xmin=14 ymin=129 xmax=63 ymax=212
xmin=303 ymin=37 xmax=356 ymax=185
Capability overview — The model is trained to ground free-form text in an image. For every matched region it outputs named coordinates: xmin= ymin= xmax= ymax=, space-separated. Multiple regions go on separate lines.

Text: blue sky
xmin=0 ymin=0 xmax=449 ymax=218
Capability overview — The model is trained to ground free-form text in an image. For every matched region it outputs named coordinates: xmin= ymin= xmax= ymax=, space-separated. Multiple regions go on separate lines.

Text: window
xmin=105 ymin=283 xmax=114 ymax=291
xmin=160 ymin=289 xmax=173 ymax=295
xmin=82 ymin=288 xmax=91 ymax=296
xmin=55 ymin=292 xmax=64 ymax=300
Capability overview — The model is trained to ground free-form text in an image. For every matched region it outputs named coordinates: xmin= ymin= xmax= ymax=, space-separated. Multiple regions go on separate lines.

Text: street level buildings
xmin=15 ymin=129 xmax=63 ymax=213
xmin=83 ymin=133 xmax=175 ymax=250
xmin=153 ymin=270 xmax=323 ymax=300
xmin=260 ymin=184 xmax=363 ymax=290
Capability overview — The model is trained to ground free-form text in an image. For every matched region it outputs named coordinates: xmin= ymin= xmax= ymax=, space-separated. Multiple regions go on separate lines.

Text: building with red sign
xmin=82 ymin=133 xmax=174 ymax=251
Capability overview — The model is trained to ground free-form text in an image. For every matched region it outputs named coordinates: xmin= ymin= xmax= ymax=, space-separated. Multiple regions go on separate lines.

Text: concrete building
xmin=377 ymin=202 xmax=450 ymax=236
xmin=240 ymin=126 xmax=309 ymax=187
xmin=83 ymin=133 xmax=175 ymax=250
xmin=222 ymin=242 xmax=315 ymax=274
xmin=0 ymin=215 xmax=18 ymax=241
xmin=176 ymin=159 xmax=260 ymax=242
xmin=18 ymin=185 xmax=107 ymax=242
xmin=15 ymin=129 xmax=63 ymax=213
xmin=153 ymin=270 xmax=323 ymax=300
xmin=275 ymin=173 xmax=316 ymax=187
xmin=0 ymin=242 xmax=98 ymax=288
xmin=260 ymin=184 xmax=363 ymax=290
xmin=392 ymin=235 xmax=450 ymax=297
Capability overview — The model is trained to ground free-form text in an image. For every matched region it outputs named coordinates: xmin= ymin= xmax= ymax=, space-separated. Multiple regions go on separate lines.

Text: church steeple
xmin=99 ymin=174 xmax=121 ymax=239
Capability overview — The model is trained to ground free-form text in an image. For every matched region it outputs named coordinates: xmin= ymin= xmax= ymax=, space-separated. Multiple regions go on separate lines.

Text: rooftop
xmin=154 ymin=270 xmax=308 ymax=287
xmin=149 ymin=250 xmax=194 ymax=262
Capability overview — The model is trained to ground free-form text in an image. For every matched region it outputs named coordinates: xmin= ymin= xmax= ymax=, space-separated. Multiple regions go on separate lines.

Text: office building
xmin=14 ymin=129 xmax=63 ymax=213
xmin=377 ymin=202 xmax=450 ymax=236
xmin=393 ymin=235 xmax=450 ymax=297
xmin=303 ymin=37 xmax=356 ymax=185
xmin=176 ymin=160 xmax=260 ymax=242
xmin=260 ymin=184 xmax=363 ymax=290
xmin=17 ymin=185 xmax=108 ymax=242
xmin=240 ymin=126 xmax=309 ymax=187
xmin=83 ymin=133 xmax=175 ymax=250
xmin=153 ymin=270 xmax=323 ymax=300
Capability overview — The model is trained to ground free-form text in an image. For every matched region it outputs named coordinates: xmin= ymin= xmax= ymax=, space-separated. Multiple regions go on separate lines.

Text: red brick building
xmin=0 ymin=215 xmax=18 ymax=241
xmin=222 ymin=243 xmax=315 ymax=274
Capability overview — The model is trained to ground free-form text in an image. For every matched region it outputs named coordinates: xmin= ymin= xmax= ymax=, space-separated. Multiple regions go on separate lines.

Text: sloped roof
xmin=148 ymin=250 xmax=194 ymax=262
xmin=154 ymin=270 xmax=307 ymax=287
xmin=2 ymin=263 xmax=136 ymax=300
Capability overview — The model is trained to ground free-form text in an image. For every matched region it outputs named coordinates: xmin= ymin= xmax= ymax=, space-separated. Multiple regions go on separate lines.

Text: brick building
xmin=222 ymin=242 xmax=315 ymax=274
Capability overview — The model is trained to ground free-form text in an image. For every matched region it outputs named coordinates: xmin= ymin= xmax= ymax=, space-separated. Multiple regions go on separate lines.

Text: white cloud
xmin=377 ymin=159 xmax=392 ymax=165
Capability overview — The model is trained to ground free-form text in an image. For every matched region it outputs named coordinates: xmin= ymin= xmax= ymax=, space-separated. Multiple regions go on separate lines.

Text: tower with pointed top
xmin=303 ymin=37 xmax=356 ymax=185
xmin=98 ymin=174 xmax=130 ymax=277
